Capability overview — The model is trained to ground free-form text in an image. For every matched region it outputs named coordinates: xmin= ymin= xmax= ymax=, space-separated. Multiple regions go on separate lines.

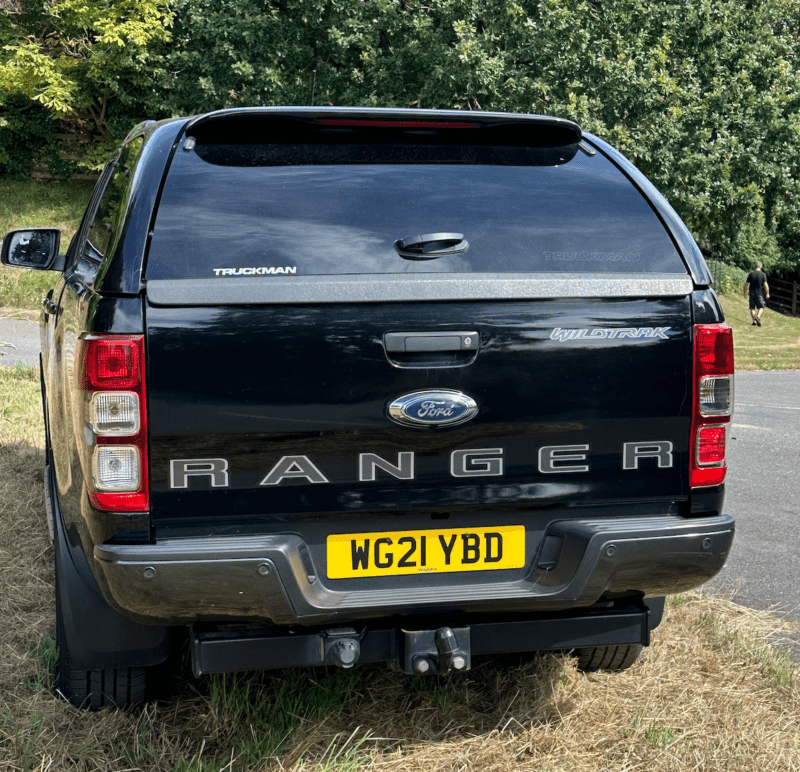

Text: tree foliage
xmin=2 ymin=0 xmax=800 ymax=273
xmin=1 ymin=0 xmax=171 ymax=148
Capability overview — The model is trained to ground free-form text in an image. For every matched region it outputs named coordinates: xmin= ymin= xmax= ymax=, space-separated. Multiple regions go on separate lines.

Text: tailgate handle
xmin=393 ymin=233 xmax=469 ymax=260
xmin=384 ymin=331 xmax=479 ymax=353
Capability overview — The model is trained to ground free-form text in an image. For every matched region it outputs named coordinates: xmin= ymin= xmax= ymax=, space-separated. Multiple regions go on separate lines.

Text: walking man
xmin=743 ymin=261 xmax=770 ymax=326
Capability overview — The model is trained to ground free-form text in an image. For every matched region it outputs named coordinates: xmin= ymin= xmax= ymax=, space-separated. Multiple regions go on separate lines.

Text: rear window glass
xmin=146 ymin=128 xmax=686 ymax=280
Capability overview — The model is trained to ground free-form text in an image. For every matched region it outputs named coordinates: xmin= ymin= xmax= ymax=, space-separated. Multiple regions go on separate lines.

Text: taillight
xmin=77 ymin=335 xmax=148 ymax=512
xmin=690 ymin=324 xmax=734 ymax=488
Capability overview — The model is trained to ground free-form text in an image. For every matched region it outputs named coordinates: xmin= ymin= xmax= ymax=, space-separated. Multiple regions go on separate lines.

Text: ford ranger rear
xmin=1 ymin=108 xmax=735 ymax=708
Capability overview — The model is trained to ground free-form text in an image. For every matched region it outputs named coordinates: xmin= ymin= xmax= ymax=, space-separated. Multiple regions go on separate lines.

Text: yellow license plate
xmin=327 ymin=525 xmax=525 ymax=579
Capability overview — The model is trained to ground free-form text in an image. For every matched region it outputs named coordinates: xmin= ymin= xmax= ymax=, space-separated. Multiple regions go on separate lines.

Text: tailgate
xmin=145 ymin=295 xmax=692 ymax=529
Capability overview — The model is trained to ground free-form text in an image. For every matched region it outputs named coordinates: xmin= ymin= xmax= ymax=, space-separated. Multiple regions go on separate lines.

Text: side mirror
xmin=1 ymin=228 xmax=65 ymax=271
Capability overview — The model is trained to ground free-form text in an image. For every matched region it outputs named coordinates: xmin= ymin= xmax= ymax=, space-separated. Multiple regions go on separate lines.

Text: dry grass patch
xmin=4 ymin=595 xmax=794 ymax=772
xmin=282 ymin=597 xmax=800 ymax=772
xmin=2 ymin=365 xmax=800 ymax=771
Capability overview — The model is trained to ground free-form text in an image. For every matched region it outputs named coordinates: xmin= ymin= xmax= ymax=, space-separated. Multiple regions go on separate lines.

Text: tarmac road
xmin=1 ymin=317 xmax=798 ymax=616
xmin=709 ymin=370 xmax=800 ymax=617
xmin=0 ymin=315 xmax=40 ymax=367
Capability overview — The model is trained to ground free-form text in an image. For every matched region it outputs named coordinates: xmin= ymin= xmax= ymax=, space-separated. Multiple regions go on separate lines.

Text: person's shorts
xmin=749 ymin=293 xmax=766 ymax=310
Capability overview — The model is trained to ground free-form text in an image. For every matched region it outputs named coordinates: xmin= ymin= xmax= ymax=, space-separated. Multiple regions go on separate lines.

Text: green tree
xmin=0 ymin=0 xmax=171 ymax=170
xmin=2 ymin=0 xmax=799 ymax=275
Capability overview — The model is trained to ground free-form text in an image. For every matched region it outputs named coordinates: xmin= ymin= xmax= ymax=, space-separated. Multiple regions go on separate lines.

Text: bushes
xmin=730 ymin=216 xmax=783 ymax=275
xmin=1 ymin=0 xmax=800 ymax=275
xmin=0 ymin=0 xmax=171 ymax=175
xmin=713 ymin=262 xmax=749 ymax=298
xmin=0 ymin=95 xmax=65 ymax=180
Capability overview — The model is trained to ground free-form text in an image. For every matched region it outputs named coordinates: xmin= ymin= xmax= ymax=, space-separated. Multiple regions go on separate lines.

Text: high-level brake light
xmin=690 ymin=324 xmax=734 ymax=488
xmin=315 ymin=119 xmax=481 ymax=129
xmin=77 ymin=335 xmax=148 ymax=511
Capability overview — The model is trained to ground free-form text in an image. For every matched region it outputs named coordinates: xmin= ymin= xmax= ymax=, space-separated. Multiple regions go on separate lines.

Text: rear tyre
xmin=55 ymin=583 xmax=151 ymax=710
xmin=573 ymin=643 xmax=642 ymax=673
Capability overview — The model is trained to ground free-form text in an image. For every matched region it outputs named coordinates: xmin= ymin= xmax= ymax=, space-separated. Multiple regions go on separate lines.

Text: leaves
xmin=1 ymin=0 xmax=800 ymax=272
xmin=1 ymin=0 xmax=171 ymax=118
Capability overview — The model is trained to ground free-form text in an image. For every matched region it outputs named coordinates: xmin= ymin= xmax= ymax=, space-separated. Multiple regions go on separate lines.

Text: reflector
xmin=697 ymin=426 xmax=727 ymax=466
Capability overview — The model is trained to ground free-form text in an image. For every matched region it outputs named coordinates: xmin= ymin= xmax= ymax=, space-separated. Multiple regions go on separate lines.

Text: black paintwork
xmin=146 ymin=297 xmax=692 ymax=526
xmin=13 ymin=107 xmax=734 ymax=675
xmin=96 ymin=120 xmax=183 ymax=295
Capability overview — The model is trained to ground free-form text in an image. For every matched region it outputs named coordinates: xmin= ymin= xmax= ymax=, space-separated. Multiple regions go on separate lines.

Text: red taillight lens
xmin=695 ymin=325 xmax=734 ymax=375
xmin=697 ymin=425 xmax=727 ymax=465
xmin=690 ymin=324 xmax=734 ymax=488
xmin=83 ymin=339 xmax=140 ymax=389
xmin=77 ymin=335 xmax=148 ymax=512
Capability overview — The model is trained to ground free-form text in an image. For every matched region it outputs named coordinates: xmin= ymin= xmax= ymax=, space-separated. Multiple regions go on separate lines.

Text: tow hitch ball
xmin=324 ymin=625 xmax=471 ymax=674
xmin=404 ymin=626 xmax=471 ymax=675
xmin=325 ymin=628 xmax=361 ymax=669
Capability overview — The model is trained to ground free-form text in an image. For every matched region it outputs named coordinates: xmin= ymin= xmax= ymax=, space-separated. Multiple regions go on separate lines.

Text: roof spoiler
xmin=182 ymin=107 xmax=583 ymax=166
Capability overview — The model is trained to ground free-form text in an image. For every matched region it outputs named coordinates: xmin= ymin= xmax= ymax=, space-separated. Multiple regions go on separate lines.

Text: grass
xmin=1 ymin=363 xmax=800 ymax=770
xmin=719 ymin=293 xmax=800 ymax=370
xmin=0 ymin=179 xmax=92 ymax=315
xmin=1 ymin=182 xmax=800 ymax=770
xmin=0 ymin=363 xmax=43 ymax=447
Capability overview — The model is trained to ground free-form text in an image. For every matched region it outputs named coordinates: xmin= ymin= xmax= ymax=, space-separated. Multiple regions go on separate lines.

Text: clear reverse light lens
xmin=92 ymin=446 xmax=140 ymax=491
xmin=90 ymin=392 xmax=139 ymax=434
xmin=698 ymin=376 xmax=732 ymax=416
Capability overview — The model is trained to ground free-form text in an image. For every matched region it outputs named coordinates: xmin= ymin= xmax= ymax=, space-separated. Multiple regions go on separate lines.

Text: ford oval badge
xmin=388 ymin=389 xmax=478 ymax=428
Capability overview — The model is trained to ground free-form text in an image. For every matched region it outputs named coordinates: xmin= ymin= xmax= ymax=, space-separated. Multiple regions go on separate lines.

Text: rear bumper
xmin=93 ymin=514 xmax=734 ymax=626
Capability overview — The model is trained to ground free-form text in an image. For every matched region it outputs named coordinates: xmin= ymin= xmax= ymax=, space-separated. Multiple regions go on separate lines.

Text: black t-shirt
xmin=747 ymin=270 xmax=767 ymax=296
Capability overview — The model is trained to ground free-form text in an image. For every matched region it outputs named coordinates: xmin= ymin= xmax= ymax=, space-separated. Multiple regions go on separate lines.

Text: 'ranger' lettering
xmin=260 ymin=456 xmax=329 ymax=486
xmin=168 ymin=440 xmax=674 ymax=489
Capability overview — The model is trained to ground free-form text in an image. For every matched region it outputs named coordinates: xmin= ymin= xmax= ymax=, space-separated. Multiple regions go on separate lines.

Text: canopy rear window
xmin=145 ymin=113 xmax=687 ymax=281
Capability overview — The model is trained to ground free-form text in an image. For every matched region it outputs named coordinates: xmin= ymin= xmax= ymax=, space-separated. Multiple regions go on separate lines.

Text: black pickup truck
xmin=2 ymin=108 xmax=735 ymax=709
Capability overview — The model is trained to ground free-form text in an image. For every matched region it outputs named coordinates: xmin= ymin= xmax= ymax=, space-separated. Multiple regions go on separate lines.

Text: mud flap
xmin=50 ymin=464 xmax=170 ymax=670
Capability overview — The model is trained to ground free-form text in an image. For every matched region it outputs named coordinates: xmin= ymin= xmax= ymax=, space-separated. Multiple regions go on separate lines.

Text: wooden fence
xmin=769 ymin=276 xmax=799 ymax=316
